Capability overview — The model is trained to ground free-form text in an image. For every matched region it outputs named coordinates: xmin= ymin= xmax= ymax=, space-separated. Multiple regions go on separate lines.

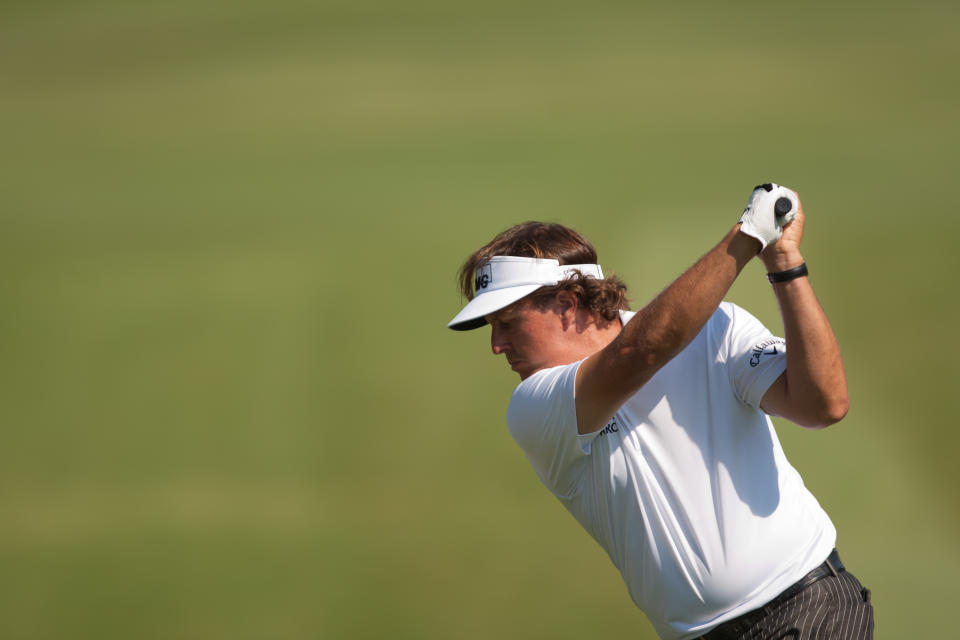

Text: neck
xmin=543 ymin=312 xmax=623 ymax=373
xmin=576 ymin=312 xmax=623 ymax=357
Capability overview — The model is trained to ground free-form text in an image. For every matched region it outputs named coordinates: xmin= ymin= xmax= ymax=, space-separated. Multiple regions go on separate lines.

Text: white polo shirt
xmin=506 ymin=302 xmax=836 ymax=640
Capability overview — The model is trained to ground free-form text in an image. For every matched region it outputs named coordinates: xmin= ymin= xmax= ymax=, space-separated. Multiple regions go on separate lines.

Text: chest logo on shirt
xmin=749 ymin=338 xmax=785 ymax=367
xmin=597 ymin=417 xmax=619 ymax=437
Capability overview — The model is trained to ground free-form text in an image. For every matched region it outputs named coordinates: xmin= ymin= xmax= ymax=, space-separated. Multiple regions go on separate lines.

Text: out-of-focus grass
xmin=1 ymin=1 xmax=957 ymax=638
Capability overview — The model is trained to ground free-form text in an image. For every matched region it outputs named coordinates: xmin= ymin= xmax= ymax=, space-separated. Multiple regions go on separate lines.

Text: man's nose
xmin=491 ymin=329 xmax=508 ymax=355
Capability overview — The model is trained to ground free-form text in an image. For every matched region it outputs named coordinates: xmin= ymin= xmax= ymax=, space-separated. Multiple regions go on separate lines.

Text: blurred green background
xmin=1 ymin=0 xmax=957 ymax=638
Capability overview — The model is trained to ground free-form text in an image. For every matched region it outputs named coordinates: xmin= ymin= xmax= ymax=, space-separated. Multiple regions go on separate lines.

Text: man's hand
xmin=739 ymin=183 xmax=799 ymax=251
xmin=761 ymin=193 xmax=805 ymax=272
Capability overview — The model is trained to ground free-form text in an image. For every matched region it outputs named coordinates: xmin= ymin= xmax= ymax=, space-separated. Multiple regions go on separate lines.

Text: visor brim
xmin=447 ymin=284 xmax=543 ymax=331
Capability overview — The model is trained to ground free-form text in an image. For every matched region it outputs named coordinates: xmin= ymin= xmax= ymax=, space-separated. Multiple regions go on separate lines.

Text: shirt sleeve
xmin=505 ymin=361 xmax=590 ymax=498
xmin=720 ymin=303 xmax=788 ymax=410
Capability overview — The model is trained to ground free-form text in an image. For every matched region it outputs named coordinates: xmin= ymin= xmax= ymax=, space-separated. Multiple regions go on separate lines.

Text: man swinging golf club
xmin=448 ymin=184 xmax=874 ymax=639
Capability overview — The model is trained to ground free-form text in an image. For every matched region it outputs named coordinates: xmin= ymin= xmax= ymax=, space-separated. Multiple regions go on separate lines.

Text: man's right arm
xmin=574 ymin=226 xmax=761 ymax=434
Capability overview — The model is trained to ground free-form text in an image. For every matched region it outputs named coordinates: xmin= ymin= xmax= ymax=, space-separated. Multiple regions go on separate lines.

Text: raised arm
xmin=575 ymin=225 xmax=760 ymax=433
xmin=758 ymin=199 xmax=849 ymax=428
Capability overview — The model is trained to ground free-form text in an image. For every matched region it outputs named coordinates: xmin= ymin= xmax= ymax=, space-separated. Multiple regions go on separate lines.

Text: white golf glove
xmin=738 ymin=183 xmax=799 ymax=251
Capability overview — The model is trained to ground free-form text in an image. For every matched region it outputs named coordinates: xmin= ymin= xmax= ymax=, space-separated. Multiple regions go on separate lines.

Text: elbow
xmin=825 ymin=390 xmax=851 ymax=425
xmin=803 ymin=396 xmax=850 ymax=430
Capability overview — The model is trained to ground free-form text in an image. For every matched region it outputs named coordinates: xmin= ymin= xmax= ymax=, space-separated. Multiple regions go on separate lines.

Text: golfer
xmin=448 ymin=185 xmax=874 ymax=640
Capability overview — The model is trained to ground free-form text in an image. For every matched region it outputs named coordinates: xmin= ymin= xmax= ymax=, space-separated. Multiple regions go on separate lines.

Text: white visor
xmin=448 ymin=256 xmax=604 ymax=331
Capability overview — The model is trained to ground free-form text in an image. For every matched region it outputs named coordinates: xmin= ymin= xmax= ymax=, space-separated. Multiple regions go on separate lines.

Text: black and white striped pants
xmin=698 ymin=570 xmax=874 ymax=640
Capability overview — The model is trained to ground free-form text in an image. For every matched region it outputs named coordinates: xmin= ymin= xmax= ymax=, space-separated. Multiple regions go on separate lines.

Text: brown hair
xmin=457 ymin=222 xmax=630 ymax=321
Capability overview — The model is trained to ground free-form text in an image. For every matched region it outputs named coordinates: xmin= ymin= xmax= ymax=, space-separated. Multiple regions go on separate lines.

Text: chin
xmin=513 ymin=364 xmax=536 ymax=380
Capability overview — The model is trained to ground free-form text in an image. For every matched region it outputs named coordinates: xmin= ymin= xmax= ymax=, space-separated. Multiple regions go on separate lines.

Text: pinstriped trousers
xmin=698 ymin=571 xmax=874 ymax=640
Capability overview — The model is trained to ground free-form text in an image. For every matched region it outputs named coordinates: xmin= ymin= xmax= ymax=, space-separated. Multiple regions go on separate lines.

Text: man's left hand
xmin=739 ymin=183 xmax=799 ymax=252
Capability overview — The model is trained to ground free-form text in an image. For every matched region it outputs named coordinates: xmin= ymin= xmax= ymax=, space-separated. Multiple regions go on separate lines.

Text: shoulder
xmin=716 ymin=301 xmax=769 ymax=327
xmin=716 ymin=302 xmax=787 ymax=407
xmin=715 ymin=300 xmax=748 ymax=324
xmin=507 ymin=361 xmax=581 ymax=420
xmin=506 ymin=361 xmax=582 ymax=441
xmin=710 ymin=301 xmax=772 ymax=344
xmin=506 ymin=360 xmax=592 ymax=495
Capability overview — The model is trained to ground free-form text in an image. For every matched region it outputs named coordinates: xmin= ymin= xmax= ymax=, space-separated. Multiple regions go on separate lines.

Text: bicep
xmin=574 ymin=342 xmax=656 ymax=435
xmin=574 ymin=309 xmax=693 ymax=434
xmin=759 ymin=371 xmax=789 ymax=418
xmin=759 ymin=371 xmax=835 ymax=429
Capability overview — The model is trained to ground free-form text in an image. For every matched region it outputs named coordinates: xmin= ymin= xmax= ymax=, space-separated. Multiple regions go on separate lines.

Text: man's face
xmin=485 ymin=298 xmax=565 ymax=380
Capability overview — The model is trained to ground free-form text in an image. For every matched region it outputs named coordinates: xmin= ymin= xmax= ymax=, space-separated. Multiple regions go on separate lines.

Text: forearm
xmin=767 ymin=256 xmax=849 ymax=427
xmin=616 ymin=225 xmax=758 ymax=378
xmin=576 ymin=224 xmax=760 ymax=434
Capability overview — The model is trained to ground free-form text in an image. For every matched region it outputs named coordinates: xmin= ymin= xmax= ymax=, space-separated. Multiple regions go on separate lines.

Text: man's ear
xmin=555 ymin=290 xmax=579 ymax=329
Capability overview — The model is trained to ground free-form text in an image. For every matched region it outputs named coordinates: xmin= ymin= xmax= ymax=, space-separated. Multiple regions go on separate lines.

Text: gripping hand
xmin=738 ymin=183 xmax=799 ymax=251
